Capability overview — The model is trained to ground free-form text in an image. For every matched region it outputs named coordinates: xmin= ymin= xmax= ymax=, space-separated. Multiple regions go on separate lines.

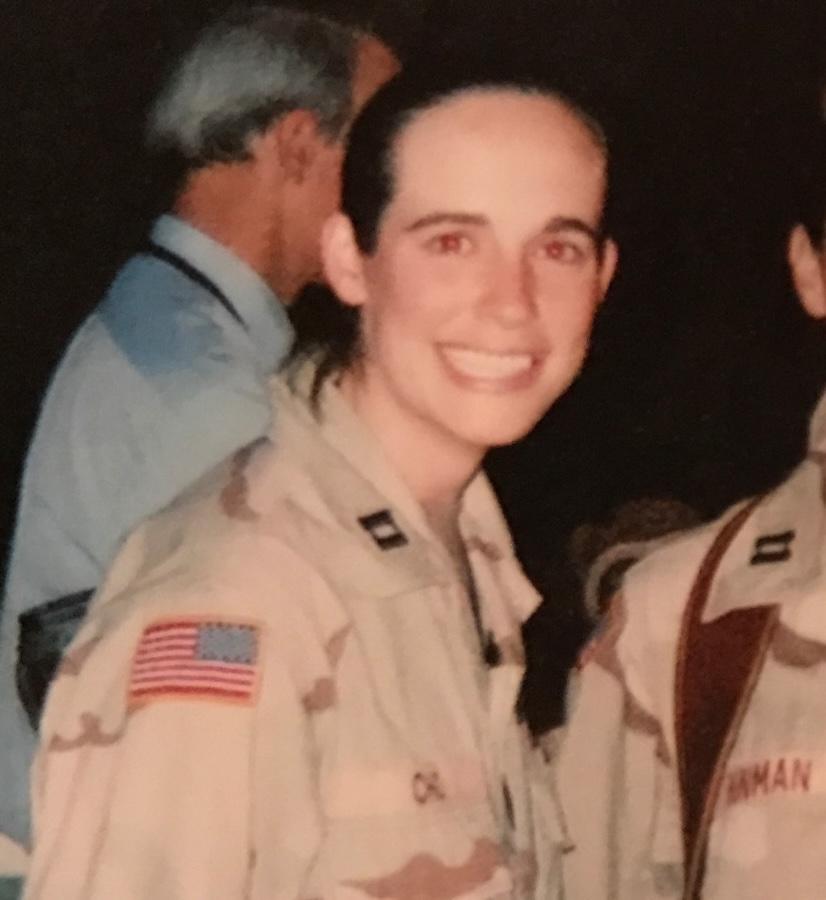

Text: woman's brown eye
xmin=427 ymin=233 xmax=469 ymax=254
xmin=538 ymin=239 xmax=585 ymax=264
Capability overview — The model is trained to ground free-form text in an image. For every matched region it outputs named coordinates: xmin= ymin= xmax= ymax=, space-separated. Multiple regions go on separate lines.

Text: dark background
xmin=3 ymin=0 xmax=825 ymax=728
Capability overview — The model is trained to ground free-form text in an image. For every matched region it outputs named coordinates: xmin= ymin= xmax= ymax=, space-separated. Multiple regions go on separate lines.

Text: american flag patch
xmin=128 ymin=619 xmax=260 ymax=708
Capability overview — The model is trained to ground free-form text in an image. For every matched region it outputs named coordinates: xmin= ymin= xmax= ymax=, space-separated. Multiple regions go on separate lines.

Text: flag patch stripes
xmin=128 ymin=619 xmax=260 ymax=708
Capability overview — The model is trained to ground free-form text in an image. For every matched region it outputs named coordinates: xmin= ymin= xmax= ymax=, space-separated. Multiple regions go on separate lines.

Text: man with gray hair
xmin=0 ymin=3 xmax=397 ymax=874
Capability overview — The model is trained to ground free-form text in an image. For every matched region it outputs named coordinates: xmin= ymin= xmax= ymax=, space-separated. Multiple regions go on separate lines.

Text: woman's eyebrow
xmin=541 ymin=216 xmax=599 ymax=242
xmin=404 ymin=212 xmax=489 ymax=232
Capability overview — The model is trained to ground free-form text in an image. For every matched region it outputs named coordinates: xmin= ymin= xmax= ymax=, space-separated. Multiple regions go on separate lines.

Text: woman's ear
xmin=321 ymin=212 xmax=369 ymax=308
xmin=597 ymin=238 xmax=619 ymax=301
xmin=788 ymin=224 xmax=826 ymax=320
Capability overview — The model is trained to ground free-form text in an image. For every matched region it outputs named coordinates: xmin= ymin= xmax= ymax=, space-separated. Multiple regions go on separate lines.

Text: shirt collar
xmin=151 ymin=214 xmax=293 ymax=371
xmin=269 ymin=359 xmax=538 ymax=621
xmin=312 ymin=362 xmax=517 ymax=557
xmin=702 ymin=391 xmax=826 ymax=633
xmin=274 ymin=359 xmax=464 ymax=544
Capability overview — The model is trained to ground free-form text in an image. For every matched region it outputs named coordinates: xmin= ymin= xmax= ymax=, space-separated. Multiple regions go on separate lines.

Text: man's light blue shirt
xmin=0 ymin=214 xmax=294 ymax=846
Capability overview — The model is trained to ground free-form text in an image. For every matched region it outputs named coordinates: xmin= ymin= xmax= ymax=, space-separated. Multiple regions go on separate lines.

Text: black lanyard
xmin=466 ymin=572 xmax=502 ymax=667
xmin=143 ymin=241 xmax=247 ymax=330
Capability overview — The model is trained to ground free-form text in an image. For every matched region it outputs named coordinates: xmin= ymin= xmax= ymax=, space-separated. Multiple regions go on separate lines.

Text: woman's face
xmin=326 ymin=88 xmax=616 ymax=468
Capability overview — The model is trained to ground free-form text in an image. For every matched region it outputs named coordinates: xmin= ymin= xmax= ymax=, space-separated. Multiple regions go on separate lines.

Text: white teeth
xmin=442 ymin=347 xmax=534 ymax=379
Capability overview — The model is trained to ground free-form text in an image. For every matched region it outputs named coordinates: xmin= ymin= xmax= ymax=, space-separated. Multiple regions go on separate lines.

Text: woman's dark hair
xmin=799 ymin=121 xmax=826 ymax=246
xmin=291 ymin=61 xmax=614 ymax=399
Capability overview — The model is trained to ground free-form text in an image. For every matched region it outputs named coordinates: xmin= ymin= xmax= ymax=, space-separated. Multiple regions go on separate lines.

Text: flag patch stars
xmin=128 ymin=619 xmax=260 ymax=709
xmin=358 ymin=509 xmax=409 ymax=550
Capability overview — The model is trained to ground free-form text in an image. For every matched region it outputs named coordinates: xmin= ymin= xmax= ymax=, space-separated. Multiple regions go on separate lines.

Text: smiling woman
xmin=24 ymin=66 xmax=616 ymax=900
xmin=307 ymin=73 xmax=616 ymax=486
xmin=322 ymin=86 xmax=616 ymax=493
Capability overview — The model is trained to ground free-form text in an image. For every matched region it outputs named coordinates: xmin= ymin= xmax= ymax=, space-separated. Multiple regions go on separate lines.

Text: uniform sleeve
xmin=23 ymin=590 xmax=323 ymax=900
xmin=557 ymin=590 xmax=680 ymax=899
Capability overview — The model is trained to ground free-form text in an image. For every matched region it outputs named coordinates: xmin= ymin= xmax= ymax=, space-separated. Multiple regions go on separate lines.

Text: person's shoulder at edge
xmin=95 ymin=251 xmax=249 ymax=383
xmin=27 ymin=246 xmax=250 ymax=450
xmin=30 ymin=244 xmax=276 ymax=472
xmin=614 ymin=498 xmax=757 ymax=647
xmin=81 ymin=445 xmax=349 ymax=692
xmin=96 ymin=424 xmax=317 ymax=585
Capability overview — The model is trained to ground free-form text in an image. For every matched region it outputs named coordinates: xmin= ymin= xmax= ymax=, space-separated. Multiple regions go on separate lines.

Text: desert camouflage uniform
xmin=559 ymin=393 xmax=826 ymax=899
xmin=24 ymin=362 xmax=566 ymax=900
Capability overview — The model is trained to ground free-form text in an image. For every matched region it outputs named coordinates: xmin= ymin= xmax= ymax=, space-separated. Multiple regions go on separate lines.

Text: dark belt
xmin=16 ymin=588 xmax=94 ymax=730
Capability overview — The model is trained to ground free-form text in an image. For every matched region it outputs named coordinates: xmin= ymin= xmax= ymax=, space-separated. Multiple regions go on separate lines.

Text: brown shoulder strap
xmin=675 ymin=500 xmax=777 ymax=899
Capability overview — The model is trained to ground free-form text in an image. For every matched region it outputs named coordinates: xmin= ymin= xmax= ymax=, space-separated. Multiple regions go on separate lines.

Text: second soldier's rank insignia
xmin=358 ymin=509 xmax=409 ymax=550
xmin=750 ymin=530 xmax=795 ymax=565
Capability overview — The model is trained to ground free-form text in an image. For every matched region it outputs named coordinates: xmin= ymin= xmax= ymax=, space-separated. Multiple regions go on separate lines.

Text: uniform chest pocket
xmin=321 ymin=756 xmax=488 ymax=820
xmin=720 ymin=656 xmax=826 ymax=813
